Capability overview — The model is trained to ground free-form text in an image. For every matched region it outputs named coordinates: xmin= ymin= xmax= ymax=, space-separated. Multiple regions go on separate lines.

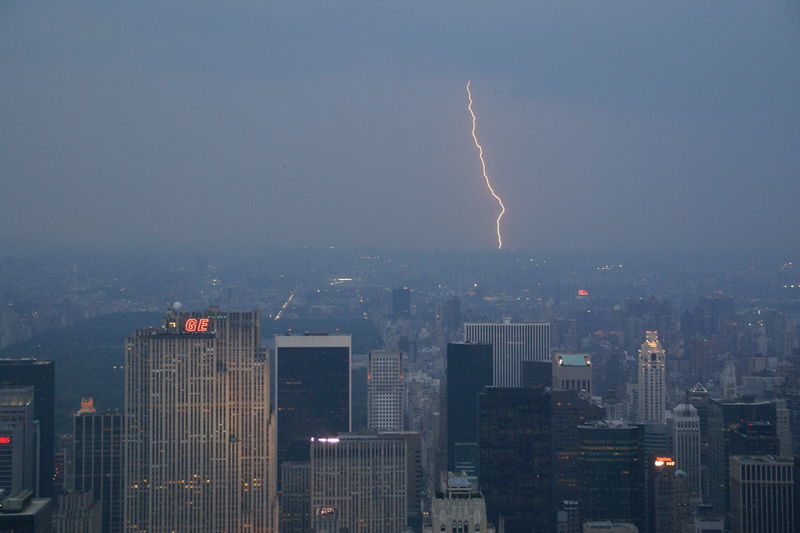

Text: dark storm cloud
xmin=1 ymin=1 xmax=798 ymax=253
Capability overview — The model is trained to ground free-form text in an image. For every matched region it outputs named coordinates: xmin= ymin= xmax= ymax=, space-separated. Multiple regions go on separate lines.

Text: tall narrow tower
xmin=367 ymin=350 xmax=404 ymax=432
xmin=124 ymin=308 xmax=274 ymax=533
xmin=70 ymin=401 xmax=124 ymax=533
xmin=670 ymin=403 xmax=701 ymax=499
xmin=638 ymin=331 xmax=666 ymax=424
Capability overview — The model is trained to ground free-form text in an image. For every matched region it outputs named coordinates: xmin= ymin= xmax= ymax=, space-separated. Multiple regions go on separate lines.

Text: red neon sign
xmin=0 ymin=436 xmax=10 ymax=444
xmin=184 ymin=318 xmax=210 ymax=332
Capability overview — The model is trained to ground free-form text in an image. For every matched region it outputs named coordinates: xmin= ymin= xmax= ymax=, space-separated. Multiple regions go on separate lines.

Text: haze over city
xmin=1 ymin=1 xmax=798 ymax=254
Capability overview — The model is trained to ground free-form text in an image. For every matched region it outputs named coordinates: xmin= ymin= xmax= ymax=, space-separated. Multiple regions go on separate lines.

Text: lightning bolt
xmin=466 ymin=80 xmax=506 ymax=250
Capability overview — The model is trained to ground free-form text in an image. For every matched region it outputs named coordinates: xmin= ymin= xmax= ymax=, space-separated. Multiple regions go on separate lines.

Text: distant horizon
xmin=1 ymin=244 xmax=796 ymax=269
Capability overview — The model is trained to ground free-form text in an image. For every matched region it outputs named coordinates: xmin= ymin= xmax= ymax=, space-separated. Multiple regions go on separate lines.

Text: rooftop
xmin=555 ymin=353 xmax=590 ymax=367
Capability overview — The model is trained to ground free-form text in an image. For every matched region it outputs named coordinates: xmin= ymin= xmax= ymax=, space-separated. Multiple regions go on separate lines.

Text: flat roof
xmin=0 ymin=498 xmax=50 ymax=516
xmin=555 ymin=353 xmax=590 ymax=366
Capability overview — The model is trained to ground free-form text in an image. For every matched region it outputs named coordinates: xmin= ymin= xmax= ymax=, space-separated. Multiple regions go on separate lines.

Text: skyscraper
xmin=551 ymin=389 xmax=604 ymax=504
xmin=637 ymin=331 xmax=666 ymax=424
xmin=275 ymin=334 xmax=351 ymax=466
xmin=670 ymin=403 xmax=701 ymax=499
xmin=391 ymin=288 xmax=411 ymax=316
xmin=706 ymin=399 xmax=776 ymax=514
xmin=0 ymin=387 xmax=36 ymax=495
xmin=729 ymin=456 xmax=794 ymax=533
xmin=445 ymin=342 xmax=492 ymax=472
xmin=478 ymin=387 xmax=553 ymax=533
xmin=0 ymin=422 xmax=27 ymax=495
xmin=521 ymin=360 xmax=551 ymax=389
xmin=577 ymin=421 xmax=646 ymax=531
xmin=464 ymin=321 xmax=550 ymax=387
xmin=649 ymin=457 xmax=691 ymax=533
xmin=309 ymin=433 xmax=409 ymax=533
xmin=0 ymin=359 xmax=55 ymax=497
xmin=430 ymin=473 xmax=488 ymax=533
xmin=124 ymin=308 xmax=274 ymax=532
xmin=69 ymin=401 xmax=123 ymax=533
xmin=367 ymin=350 xmax=404 ymax=431
xmin=279 ymin=462 xmax=309 ymax=533
xmin=442 ymin=297 xmax=462 ymax=342
xmin=552 ymin=352 xmax=592 ymax=396
xmin=53 ymin=490 xmax=102 ymax=533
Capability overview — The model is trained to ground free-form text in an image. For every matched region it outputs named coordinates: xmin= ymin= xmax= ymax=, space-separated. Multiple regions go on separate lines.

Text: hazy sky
xmin=1 ymin=1 xmax=798 ymax=254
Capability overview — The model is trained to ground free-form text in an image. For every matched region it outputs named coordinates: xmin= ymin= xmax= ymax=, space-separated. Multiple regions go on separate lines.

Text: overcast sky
xmin=1 ymin=1 xmax=798 ymax=255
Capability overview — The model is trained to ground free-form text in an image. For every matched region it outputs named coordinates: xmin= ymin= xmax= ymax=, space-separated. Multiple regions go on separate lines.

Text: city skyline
xmin=0 ymin=2 xmax=798 ymax=531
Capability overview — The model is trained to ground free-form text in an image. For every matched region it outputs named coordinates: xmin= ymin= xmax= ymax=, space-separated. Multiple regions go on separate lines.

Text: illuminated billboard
xmin=184 ymin=318 xmax=210 ymax=332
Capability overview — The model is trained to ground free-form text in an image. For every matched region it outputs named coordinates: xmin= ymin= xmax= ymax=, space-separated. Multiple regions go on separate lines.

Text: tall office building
xmin=280 ymin=462 xmax=309 ymax=533
xmin=443 ymin=297 xmax=463 ymax=342
xmin=521 ymin=360 xmax=551 ymax=389
xmin=53 ymin=490 xmax=102 ymax=533
xmin=69 ymin=401 xmax=123 ymax=533
xmin=730 ymin=421 xmax=780 ymax=456
xmin=0 ymin=359 xmax=55 ymax=497
xmin=309 ymin=433 xmax=410 ymax=533
xmin=686 ymin=383 xmax=712 ymax=497
xmin=577 ymin=421 xmax=645 ymax=531
xmin=0 ymin=387 xmax=36 ymax=495
xmin=729 ymin=456 xmax=794 ymax=533
xmin=430 ymin=473 xmax=488 ymax=533
xmin=649 ymin=457 xmax=691 ymax=533
xmin=275 ymin=334 xmax=351 ymax=466
xmin=637 ymin=331 xmax=666 ymax=424
xmin=478 ymin=387 xmax=553 ymax=533
xmin=124 ymin=308 xmax=274 ymax=533
xmin=0 ymin=423 xmax=27 ymax=495
xmin=552 ymin=352 xmax=592 ymax=396
xmin=464 ymin=321 xmax=550 ymax=387
xmin=706 ymin=399 xmax=776 ymax=514
xmin=551 ymin=390 xmax=604 ymax=504
xmin=721 ymin=362 xmax=737 ymax=400
xmin=670 ymin=403 xmax=701 ymax=499
xmin=392 ymin=288 xmax=411 ymax=316
xmin=367 ymin=351 xmax=404 ymax=431
xmin=445 ymin=342 xmax=492 ymax=472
